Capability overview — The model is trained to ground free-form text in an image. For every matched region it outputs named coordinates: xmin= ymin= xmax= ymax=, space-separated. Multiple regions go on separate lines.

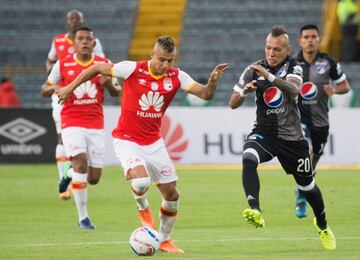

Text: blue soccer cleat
xmin=79 ymin=217 xmax=96 ymax=229
xmin=295 ymin=188 xmax=307 ymax=218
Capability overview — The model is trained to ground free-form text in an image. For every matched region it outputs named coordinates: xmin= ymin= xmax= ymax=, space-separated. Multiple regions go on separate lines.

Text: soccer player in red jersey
xmin=42 ymin=27 xmax=120 ymax=229
xmin=57 ymin=36 xmax=228 ymax=252
xmin=44 ymin=10 xmax=105 ymax=200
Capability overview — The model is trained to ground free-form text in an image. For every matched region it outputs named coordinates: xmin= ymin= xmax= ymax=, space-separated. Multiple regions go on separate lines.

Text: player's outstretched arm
xmin=56 ymin=63 xmax=113 ymax=103
xmin=324 ymin=79 xmax=350 ymax=96
xmin=188 ymin=63 xmax=228 ymax=100
xmin=41 ymin=81 xmax=61 ymax=97
xmin=251 ymin=64 xmax=300 ymax=97
xmin=229 ymin=80 xmax=257 ymax=109
xmin=100 ymin=76 xmax=121 ymax=97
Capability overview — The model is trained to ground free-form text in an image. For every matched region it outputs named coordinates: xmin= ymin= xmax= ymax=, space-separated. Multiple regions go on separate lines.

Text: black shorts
xmin=243 ymin=131 xmax=313 ymax=177
xmin=301 ymin=124 xmax=329 ymax=156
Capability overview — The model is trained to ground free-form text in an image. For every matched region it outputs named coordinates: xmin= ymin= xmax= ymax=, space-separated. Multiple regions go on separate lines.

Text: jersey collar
xmin=64 ymin=33 xmax=74 ymax=45
xmin=148 ymin=60 xmax=165 ymax=80
xmin=74 ymin=54 xmax=95 ymax=67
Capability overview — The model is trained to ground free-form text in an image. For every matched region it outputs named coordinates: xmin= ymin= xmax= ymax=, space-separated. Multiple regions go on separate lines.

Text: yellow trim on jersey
xmin=111 ymin=67 xmax=115 ymax=77
xmin=185 ymin=81 xmax=197 ymax=92
xmin=47 ymin=80 xmax=56 ymax=85
xmin=148 ymin=64 xmax=165 ymax=80
xmin=64 ymin=33 xmax=74 ymax=45
xmin=74 ymin=54 xmax=95 ymax=67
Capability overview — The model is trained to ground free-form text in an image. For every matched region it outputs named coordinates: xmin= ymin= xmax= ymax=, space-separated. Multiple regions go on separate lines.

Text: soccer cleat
xmin=313 ymin=218 xmax=336 ymax=250
xmin=243 ymin=208 xmax=265 ymax=228
xmin=79 ymin=217 xmax=96 ymax=230
xmin=58 ymin=190 xmax=71 ymax=200
xmin=159 ymin=240 xmax=184 ymax=253
xmin=58 ymin=162 xmax=72 ymax=198
xmin=295 ymin=188 xmax=307 ymax=218
xmin=138 ymin=207 xmax=157 ymax=230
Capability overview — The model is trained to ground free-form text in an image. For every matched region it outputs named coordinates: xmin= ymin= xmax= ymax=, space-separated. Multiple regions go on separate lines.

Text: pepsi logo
xmin=263 ymin=87 xmax=283 ymax=108
xmin=300 ymin=82 xmax=317 ymax=100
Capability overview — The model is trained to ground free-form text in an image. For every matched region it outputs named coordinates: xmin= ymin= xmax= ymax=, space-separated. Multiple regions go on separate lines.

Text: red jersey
xmin=49 ymin=34 xmax=75 ymax=61
xmin=48 ymin=54 xmax=110 ymax=129
xmin=48 ymin=33 xmax=105 ymax=61
xmin=111 ymin=60 xmax=195 ymax=145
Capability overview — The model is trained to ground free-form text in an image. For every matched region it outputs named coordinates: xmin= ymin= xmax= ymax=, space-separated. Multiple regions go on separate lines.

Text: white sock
xmin=55 ymin=144 xmax=68 ymax=180
xmin=131 ymin=177 xmax=151 ymax=210
xmin=72 ymin=172 xmax=88 ymax=222
xmin=158 ymin=199 xmax=179 ymax=242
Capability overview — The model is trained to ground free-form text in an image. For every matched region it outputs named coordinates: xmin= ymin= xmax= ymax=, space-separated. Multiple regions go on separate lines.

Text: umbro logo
xmin=0 ymin=118 xmax=46 ymax=144
xmin=138 ymin=79 xmax=146 ymax=85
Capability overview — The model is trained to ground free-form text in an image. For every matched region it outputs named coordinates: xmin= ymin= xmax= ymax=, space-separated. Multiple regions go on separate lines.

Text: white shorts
xmin=61 ymin=127 xmax=105 ymax=168
xmin=51 ymin=94 xmax=62 ymax=134
xmin=113 ymin=138 xmax=177 ymax=184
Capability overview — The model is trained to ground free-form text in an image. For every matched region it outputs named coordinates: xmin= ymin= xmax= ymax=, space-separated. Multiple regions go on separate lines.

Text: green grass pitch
xmin=0 ymin=164 xmax=359 ymax=259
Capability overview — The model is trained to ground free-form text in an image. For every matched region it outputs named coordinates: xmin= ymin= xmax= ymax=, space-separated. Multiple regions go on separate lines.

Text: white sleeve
xmin=47 ymin=41 xmax=57 ymax=61
xmin=93 ymin=38 xmax=105 ymax=57
xmin=179 ymin=70 xmax=196 ymax=91
xmin=47 ymin=61 xmax=61 ymax=84
xmin=112 ymin=61 xmax=137 ymax=79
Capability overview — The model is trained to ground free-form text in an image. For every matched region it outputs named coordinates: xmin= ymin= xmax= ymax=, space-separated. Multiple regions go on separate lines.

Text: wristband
xmin=267 ymin=73 xmax=276 ymax=82
xmin=234 ymin=86 xmax=247 ymax=97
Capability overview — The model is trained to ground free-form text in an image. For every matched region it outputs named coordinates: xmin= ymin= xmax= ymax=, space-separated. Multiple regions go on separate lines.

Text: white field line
xmin=1 ymin=236 xmax=359 ymax=248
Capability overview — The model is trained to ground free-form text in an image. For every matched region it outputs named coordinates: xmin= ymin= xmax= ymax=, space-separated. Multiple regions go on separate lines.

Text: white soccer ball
xmin=129 ymin=226 xmax=160 ymax=256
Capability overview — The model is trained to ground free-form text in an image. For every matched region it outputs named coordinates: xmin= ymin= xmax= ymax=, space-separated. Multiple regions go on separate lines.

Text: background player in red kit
xmin=43 ymin=10 xmax=105 ymax=199
xmin=42 ymin=27 xmax=119 ymax=229
xmin=56 ymin=36 xmax=228 ymax=253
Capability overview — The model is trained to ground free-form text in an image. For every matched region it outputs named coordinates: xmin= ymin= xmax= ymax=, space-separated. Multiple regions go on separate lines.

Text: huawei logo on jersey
xmin=73 ymin=81 xmax=98 ymax=105
xmin=139 ymin=91 xmax=164 ymax=112
xmin=161 ymin=115 xmax=188 ymax=161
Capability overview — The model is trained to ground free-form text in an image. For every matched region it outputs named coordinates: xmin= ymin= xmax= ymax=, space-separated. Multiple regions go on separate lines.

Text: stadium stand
xmin=0 ymin=0 xmax=359 ymax=107
xmin=0 ymin=0 xmax=138 ymax=106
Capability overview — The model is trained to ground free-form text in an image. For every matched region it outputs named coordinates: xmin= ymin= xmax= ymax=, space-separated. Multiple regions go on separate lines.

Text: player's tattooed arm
xmin=251 ymin=64 xmax=300 ymax=97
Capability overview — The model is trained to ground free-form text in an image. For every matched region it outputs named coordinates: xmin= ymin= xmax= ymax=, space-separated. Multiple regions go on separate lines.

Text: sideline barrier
xmin=1 ymin=107 xmax=358 ymax=165
xmin=104 ymin=107 xmax=360 ymax=166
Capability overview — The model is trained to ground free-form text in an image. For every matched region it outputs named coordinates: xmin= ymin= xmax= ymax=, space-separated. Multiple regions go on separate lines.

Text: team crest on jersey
xmin=151 ymin=82 xmax=159 ymax=91
xmin=74 ymin=81 xmax=97 ymax=99
xmin=263 ymin=86 xmax=283 ymax=107
xmin=139 ymin=91 xmax=164 ymax=112
xmin=68 ymin=46 xmax=75 ymax=54
xmin=276 ymin=67 xmax=287 ymax=78
xmin=300 ymin=82 xmax=317 ymax=100
xmin=163 ymin=77 xmax=173 ymax=91
xmin=315 ymin=61 xmax=327 ymax=74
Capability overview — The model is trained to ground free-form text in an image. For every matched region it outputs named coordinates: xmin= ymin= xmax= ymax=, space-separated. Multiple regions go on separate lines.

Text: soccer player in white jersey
xmin=56 ymin=36 xmax=228 ymax=253
xmin=43 ymin=10 xmax=105 ymax=200
xmin=43 ymin=27 xmax=120 ymax=229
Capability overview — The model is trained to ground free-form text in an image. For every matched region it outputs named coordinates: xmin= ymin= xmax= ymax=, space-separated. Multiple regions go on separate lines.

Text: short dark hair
xmin=75 ymin=26 xmax=93 ymax=34
xmin=156 ymin=36 xmax=175 ymax=53
xmin=270 ymin=25 xmax=288 ymax=37
xmin=299 ymin=24 xmax=320 ymax=35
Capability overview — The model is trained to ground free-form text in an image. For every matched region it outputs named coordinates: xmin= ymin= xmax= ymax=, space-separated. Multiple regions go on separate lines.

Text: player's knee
xmin=243 ymin=148 xmax=259 ymax=165
xmin=131 ymin=177 xmax=151 ymax=195
xmin=74 ymin=164 xmax=87 ymax=173
xmin=163 ymin=189 xmax=179 ymax=201
xmin=297 ymin=178 xmax=316 ymax=193
xmin=87 ymin=176 xmax=100 ymax=185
